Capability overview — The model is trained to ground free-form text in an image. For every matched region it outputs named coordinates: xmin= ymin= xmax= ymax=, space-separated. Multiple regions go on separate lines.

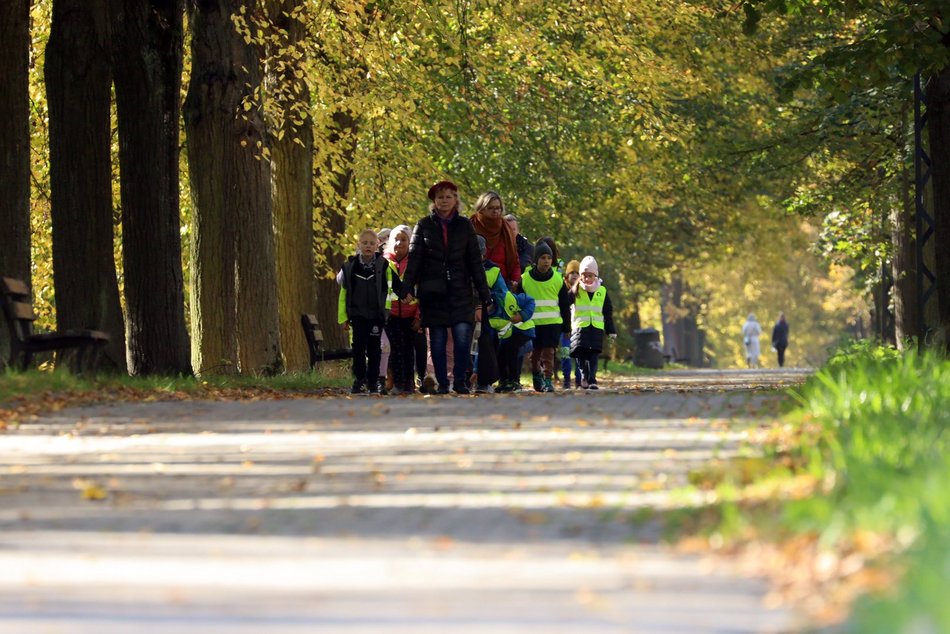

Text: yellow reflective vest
xmin=572 ymin=286 xmax=606 ymax=331
xmin=520 ymin=267 xmax=564 ymax=326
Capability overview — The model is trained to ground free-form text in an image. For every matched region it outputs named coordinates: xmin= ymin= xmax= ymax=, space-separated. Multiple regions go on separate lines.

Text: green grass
xmin=786 ymin=346 xmax=950 ymax=632
xmin=716 ymin=343 xmax=950 ymax=631
xmin=0 ymin=361 xmax=352 ymax=407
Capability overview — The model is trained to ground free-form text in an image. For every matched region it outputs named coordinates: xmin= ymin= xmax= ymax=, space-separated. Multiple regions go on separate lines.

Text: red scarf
xmin=471 ymin=212 xmax=520 ymax=282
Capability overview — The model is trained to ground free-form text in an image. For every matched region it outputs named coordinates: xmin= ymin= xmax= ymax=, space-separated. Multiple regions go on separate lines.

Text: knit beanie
xmin=534 ymin=241 xmax=553 ymax=260
xmin=476 ymin=234 xmax=487 ymax=255
xmin=565 ymin=259 xmax=580 ymax=276
xmin=579 ymin=256 xmax=598 ymax=276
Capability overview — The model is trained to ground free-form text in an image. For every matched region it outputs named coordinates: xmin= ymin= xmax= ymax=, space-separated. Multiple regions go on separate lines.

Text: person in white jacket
xmin=741 ymin=313 xmax=762 ymax=368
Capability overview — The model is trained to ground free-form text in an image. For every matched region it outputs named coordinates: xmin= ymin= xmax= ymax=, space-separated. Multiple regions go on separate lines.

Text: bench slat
xmin=1 ymin=277 xmax=30 ymax=296
xmin=11 ymin=301 xmax=35 ymax=321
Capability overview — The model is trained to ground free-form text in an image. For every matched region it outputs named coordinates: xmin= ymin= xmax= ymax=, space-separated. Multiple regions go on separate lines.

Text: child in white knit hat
xmin=568 ymin=256 xmax=616 ymax=390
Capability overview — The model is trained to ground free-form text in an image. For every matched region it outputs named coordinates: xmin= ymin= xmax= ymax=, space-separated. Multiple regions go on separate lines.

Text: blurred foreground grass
xmin=696 ymin=343 xmax=949 ymax=631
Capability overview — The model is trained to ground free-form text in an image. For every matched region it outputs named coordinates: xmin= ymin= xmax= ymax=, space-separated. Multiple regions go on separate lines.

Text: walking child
xmin=520 ymin=239 xmax=571 ymax=392
xmin=561 ymin=259 xmax=582 ymax=389
xmin=384 ymin=225 xmax=420 ymax=394
xmin=472 ymin=235 xmax=510 ymax=392
xmin=337 ymin=229 xmax=395 ymax=394
xmin=495 ymin=288 xmax=536 ymax=392
xmin=569 ymin=256 xmax=616 ymax=390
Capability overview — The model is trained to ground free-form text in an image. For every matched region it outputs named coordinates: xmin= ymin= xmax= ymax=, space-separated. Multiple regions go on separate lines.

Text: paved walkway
xmin=0 ymin=369 xmax=811 ymax=633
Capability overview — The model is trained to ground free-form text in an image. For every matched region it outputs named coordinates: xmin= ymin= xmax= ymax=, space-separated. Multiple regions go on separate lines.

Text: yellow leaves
xmin=72 ymin=478 xmax=107 ymax=501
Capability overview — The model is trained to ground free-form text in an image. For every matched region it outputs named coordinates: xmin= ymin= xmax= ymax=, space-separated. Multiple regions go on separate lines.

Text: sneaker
xmin=542 ymin=377 xmax=554 ymax=393
xmin=420 ymin=376 xmax=438 ymax=394
xmin=511 ymin=381 xmax=523 ymax=392
xmin=436 ymin=383 xmax=451 ymax=395
xmin=453 ymin=381 xmax=471 ymax=395
xmin=562 ymin=378 xmax=572 ymax=390
xmin=350 ymin=380 xmax=365 ymax=394
xmin=475 ymin=384 xmax=495 ymax=394
xmin=587 ymin=382 xmax=599 ymax=390
xmin=367 ymin=381 xmax=384 ymax=395
xmin=532 ymin=371 xmax=544 ymax=392
xmin=495 ymin=381 xmax=513 ymax=393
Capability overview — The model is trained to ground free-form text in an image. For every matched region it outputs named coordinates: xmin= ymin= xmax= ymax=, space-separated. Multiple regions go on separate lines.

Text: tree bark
xmin=266 ymin=0 xmax=316 ymax=372
xmin=111 ymin=0 xmax=192 ymax=376
xmin=927 ymin=63 xmax=950 ymax=351
xmin=0 ymin=0 xmax=32 ymax=368
xmin=45 ymin=0 xmax=127 ymax=371
xmin=313 ymin=110 xmax=357 ymax=351
xmin=184 ymin=0 xmax=282 ymax=375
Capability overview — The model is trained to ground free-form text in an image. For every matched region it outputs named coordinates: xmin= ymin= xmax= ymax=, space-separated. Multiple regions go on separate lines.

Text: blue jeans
xmin=429 ymin=322 xmax=474 ymax=388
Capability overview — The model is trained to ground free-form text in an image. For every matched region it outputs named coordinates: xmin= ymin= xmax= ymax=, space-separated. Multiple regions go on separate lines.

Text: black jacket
xmin=338 ymin=253 xmax=393 ymax=323
xmin=401 ymin=211 xmax=491 ymax=327
xmin=515 ymin=233 xmax=533 ymax=273
xmin=772 ymin=319 xmax=789 ymax=348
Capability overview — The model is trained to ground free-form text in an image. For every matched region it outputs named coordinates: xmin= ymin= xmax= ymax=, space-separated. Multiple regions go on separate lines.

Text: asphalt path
xmin=0 ymin=369 xmax=812 ymax=633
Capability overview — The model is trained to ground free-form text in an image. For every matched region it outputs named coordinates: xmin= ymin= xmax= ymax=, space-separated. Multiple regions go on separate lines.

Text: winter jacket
xmin=515 ymin=233 xmax=533 ymax=274
xmin=401 ymin=210 xmax=491 ymax=327
xmin=771 ymin=319 xmax=789 ymax=348
xmin=569 ymin=285 xmax=615 ymax=354
xmin=337 ymin=253 xmax=394 ymax=324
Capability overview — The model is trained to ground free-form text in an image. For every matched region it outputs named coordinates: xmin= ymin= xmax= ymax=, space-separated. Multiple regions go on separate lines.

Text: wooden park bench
xmin=1 ymin=276 xmax=110 ymax=372
xmin=300 ymin=313 xmax=353 ymax=370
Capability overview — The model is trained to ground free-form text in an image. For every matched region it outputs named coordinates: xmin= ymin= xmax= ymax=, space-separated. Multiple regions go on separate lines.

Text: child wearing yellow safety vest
xmin=521 ymin=240 xmax=572 ymax=392
xmin=568 ymin=256 xmax=616 ymax=390
xmin=495 ymin=288 xmax=536 ymax=393
xmin=337 ymin=228 xmax=397 ymax=394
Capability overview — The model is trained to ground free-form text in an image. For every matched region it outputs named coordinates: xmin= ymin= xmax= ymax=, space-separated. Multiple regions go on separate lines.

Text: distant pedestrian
xmin=383 ymin=225 xmax=419 ymax=394
xmin=771 ymin=313 xmax=790 ymax=367
xmin=741 ymin=313 xmax=762 ymax=369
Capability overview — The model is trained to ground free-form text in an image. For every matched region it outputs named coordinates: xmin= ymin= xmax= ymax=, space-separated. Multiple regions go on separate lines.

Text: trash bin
xmin=633 ymin=328 xmax=665 ymax=369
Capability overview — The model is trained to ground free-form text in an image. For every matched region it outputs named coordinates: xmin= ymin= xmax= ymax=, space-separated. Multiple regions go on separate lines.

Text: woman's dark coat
xmin=401 ymin=211 xmax=491 ymax=327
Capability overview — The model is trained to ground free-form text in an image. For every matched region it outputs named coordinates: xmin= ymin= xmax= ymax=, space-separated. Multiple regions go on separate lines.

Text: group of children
xmin=336 ymin=209 xmax=616 ymax=396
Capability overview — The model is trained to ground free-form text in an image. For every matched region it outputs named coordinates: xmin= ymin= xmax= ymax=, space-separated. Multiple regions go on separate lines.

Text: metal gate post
xmin=915 ymin=74 xmax=937 ymax=348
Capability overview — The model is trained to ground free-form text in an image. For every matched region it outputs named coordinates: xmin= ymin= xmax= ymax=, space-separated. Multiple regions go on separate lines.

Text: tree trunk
xmin=266 ymin=0 xmax=316 ymax=373
xmin=313 ymin=110 xmax=358 ymax=351
xmin=0 ymin=0 xmax=32 ymax=369
xmin=111 ymin=0 xmax=192 ymax=376
xmin=45 ymin=0 xmax=127 ymax=371
xmin=660 ymin=272 xmax=687 ymax=362
xmin=184 ymin=0 xmax=282 ymax=375
xmin=927 ymin=63 xmax=950 ymax=351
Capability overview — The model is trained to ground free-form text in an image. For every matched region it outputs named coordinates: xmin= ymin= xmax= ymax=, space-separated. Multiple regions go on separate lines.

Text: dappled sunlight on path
xmin=0 ymin=370 xmax=810 ymax=633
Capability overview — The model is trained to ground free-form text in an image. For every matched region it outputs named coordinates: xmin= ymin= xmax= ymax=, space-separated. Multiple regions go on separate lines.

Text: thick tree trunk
xmin=45 ymin=0 xmax=127 ymax=371
xmin=266 ymin=0 xmax=316 ymax=373
xmin=184 ymin=0 xmax=282 ymax=375
xmin=927 ymin=63 xmax=950 ymax=351
xmin=0 ymin=0 xmax=32 ymax=368
xmin=314 ymin=110 xmax=358 ymax=351
xmin=111 ymin=0 xmax=192 ymax=376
